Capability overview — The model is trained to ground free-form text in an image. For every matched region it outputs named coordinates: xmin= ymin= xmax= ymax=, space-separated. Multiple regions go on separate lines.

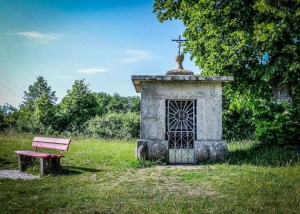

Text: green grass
xmin=0 ymin=132 xmax=300 ymax=213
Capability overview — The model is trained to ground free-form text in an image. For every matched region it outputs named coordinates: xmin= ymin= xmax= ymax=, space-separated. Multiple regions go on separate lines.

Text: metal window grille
xmin=166 ymin=100 xmax=197 ymax=163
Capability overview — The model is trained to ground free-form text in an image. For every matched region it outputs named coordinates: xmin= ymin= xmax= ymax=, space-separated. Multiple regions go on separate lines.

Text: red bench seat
xmin=14 ymin=151 xmax=64 ymax=159
xmin=15 ymin=137 xmax=71 ymax=174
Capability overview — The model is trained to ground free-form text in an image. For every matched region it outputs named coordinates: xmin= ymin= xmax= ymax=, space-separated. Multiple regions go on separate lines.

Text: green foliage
xmin=106 ymin=93 xmax=129 ymax=113
xmin=14 ymin=76 xmax=58 ymax=134
xmin=0 ymin=104 xmax=18 ymax=130
xmin=87 ymin=112 xmax=140 ymax=139
xmin=127 ymin=96 xmax=140 ymax=113
xmin=15 ymin=110 xmax=37 ymax=133
xmin=93 ymin=92 xmax=140 ymax=114
xmin=227 ymin=140 xmax=300 ymax=167
xmin=154 ymin=0 xmax=300 ymax=96
xmin=222 ymin=95 xmax=255 ymax=141
xmin=253 ymin=101 xmax=300 ymax=145
xmin=13 ymin=112 xmax=57 ymax=135
xmin=0 ymin=109 xmax=3 ymax=130
xmin=1 ymin=76 xmax=141 ymax=138
xmin=154 ymin=0 xmax=300 ymax=145
xmin=34 ymin=92 xmax=56 ymax=128
xmin=20 ymin=76 xmax=57 ymax=112
xmin=133 ymin=159 xmax=165 ymax=168
xmin=92 ymin=92 xmax=111 ymax=115
xmin=1 ymin=77 xmax=141 ymax=137
xmin=60 ymin=79 xmax=100 ymax=132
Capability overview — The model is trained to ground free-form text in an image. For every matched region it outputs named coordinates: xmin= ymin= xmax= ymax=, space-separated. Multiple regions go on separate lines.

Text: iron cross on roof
xmin=172 ymin=35 xmax=186 ymax=54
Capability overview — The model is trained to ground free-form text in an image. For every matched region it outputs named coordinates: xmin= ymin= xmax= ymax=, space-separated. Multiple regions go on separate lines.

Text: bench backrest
xmin=32 ymin=137 xmax=71 ymax=154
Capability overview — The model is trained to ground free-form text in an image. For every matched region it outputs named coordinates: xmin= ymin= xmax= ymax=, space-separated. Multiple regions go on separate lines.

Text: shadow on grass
xmin=0 ymin=157 xmax=8 ymax=164
xmin=52 ymin=165 xmax=103 ymax=176
xmin=227 ymin=143 xmax=300 ymax=167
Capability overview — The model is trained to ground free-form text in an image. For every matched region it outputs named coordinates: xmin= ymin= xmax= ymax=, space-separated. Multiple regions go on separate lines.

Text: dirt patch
xmin=108 ymin=167 xmax=220 ymax=198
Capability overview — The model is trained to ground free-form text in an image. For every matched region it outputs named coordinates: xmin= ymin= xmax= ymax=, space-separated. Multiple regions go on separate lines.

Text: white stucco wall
xmin=140 ymin=81 xmax=223 ymax=141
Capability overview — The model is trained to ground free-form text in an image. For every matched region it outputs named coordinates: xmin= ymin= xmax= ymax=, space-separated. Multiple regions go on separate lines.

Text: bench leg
xmin=51 ymin=158 xmax=60 ymax=169
xmin=18 ymin=154 xmax=33 ymax=171
xmin=40 ymin=158 xmax=61 ymax=175
xmin=40 ymin=158 xmax=51 ymax=175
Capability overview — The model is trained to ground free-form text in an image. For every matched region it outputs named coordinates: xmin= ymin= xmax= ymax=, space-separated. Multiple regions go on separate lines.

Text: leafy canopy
xmin=0 ymin=104 xmax=18 ymax=130
xmin=154 ymin=0 xmax=300 ymax=104
xmin=34 ymin=92 xmax=56 ymax=128
xmin=21 ymin=76 xmax=57 ymax=111
xmin=60 ymin=79 xmax=100 ymax=132
xmin=154 ymin=0 xmax=300 ymax=144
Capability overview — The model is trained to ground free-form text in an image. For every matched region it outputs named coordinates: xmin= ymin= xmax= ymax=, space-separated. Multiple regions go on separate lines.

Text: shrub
xmin=87 ymin=112 xmax=140 ymax=139
xmin=0 ymin=104 xmax=19 ymax=130
xmin=253 ymin=101 xmax=300 ymax=145
xmin=223 ymin=108 xmax=255 ymax=141
xmin=222 ymin=95 xmax=255 ymax=141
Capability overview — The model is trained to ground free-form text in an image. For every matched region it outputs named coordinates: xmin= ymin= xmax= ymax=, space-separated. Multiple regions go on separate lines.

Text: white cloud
xmin=76 ymin=68 xmax=108 ymax=74
xmin=121 ymin=50 xmax=152 ymax=63
xmin=15 ymin=31 xmax=62 ymax=41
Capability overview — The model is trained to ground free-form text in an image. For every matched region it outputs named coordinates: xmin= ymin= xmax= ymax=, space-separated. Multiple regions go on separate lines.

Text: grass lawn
xmin=0 ymin=132 xmax=300 ymax=214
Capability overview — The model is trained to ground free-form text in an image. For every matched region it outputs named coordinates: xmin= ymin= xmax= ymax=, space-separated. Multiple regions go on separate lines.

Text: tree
xmin=93 ymin=92 xmax=112 ymax=115
xmin=0 ymin=104 xmax=18 ymax=130
xmin=128 ymin=96 xmax=140 ymax=113
xmin=21 ymin=76 xmax=57 ymax=112
xmin=0 ymin=107 xmax=3 ymax=130
xmin=105 ymin=93 xmax=128 ymax=114
xmin=60 ymin=79 xmax=99 ymax=132
xmin=34 ymin=92 xmax=56 ymax=128
xmin=154 ymin=0 xmax=300 ymax=144
xmin=93 ymin=92 xmax=141 ymax=114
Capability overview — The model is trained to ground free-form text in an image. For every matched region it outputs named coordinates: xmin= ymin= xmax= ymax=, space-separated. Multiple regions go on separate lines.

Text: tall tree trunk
xmin=272 ymin=82 xmax=293 ymax=105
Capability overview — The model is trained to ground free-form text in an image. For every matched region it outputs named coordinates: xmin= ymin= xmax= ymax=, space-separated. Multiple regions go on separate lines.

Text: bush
xmin=87 ymin=112 xmax=140 ymax=139
xmin=223 ymin=108 xmax=255 ymax=141
xmin=222 ymin=95 xmax=255 ymax=141
xmin=253 ymin=101 xmax=300 ymax=145
xmin=0 ymin=104 xmax=19 ymax=130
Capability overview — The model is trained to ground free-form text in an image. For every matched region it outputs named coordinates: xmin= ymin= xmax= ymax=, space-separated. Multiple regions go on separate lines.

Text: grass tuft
xmin=227 ymin=140 xmax=300 ymax=167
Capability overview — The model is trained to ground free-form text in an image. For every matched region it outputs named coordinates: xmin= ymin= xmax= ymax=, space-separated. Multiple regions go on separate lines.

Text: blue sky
xmin=0 ymin=0 xmax=199 ymax=107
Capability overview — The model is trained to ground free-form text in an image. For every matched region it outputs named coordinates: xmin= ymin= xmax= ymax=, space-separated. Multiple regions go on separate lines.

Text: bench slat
xmin=15 ymin=151 xmax=52 ymax=158
xmin=15 ymin=151 xmax=64 ymax=159
xmin=15 ymin=137 xmax=71 ymax=174
xmin=33 ymin=137 xmax=71 ymax=145
xmin=32 ymin=142 xmax=69 ymax=151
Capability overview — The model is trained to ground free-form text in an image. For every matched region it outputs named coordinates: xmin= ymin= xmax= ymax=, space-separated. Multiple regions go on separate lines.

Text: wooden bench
xmin=15 ymin=137 xmax=71 ymax=175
